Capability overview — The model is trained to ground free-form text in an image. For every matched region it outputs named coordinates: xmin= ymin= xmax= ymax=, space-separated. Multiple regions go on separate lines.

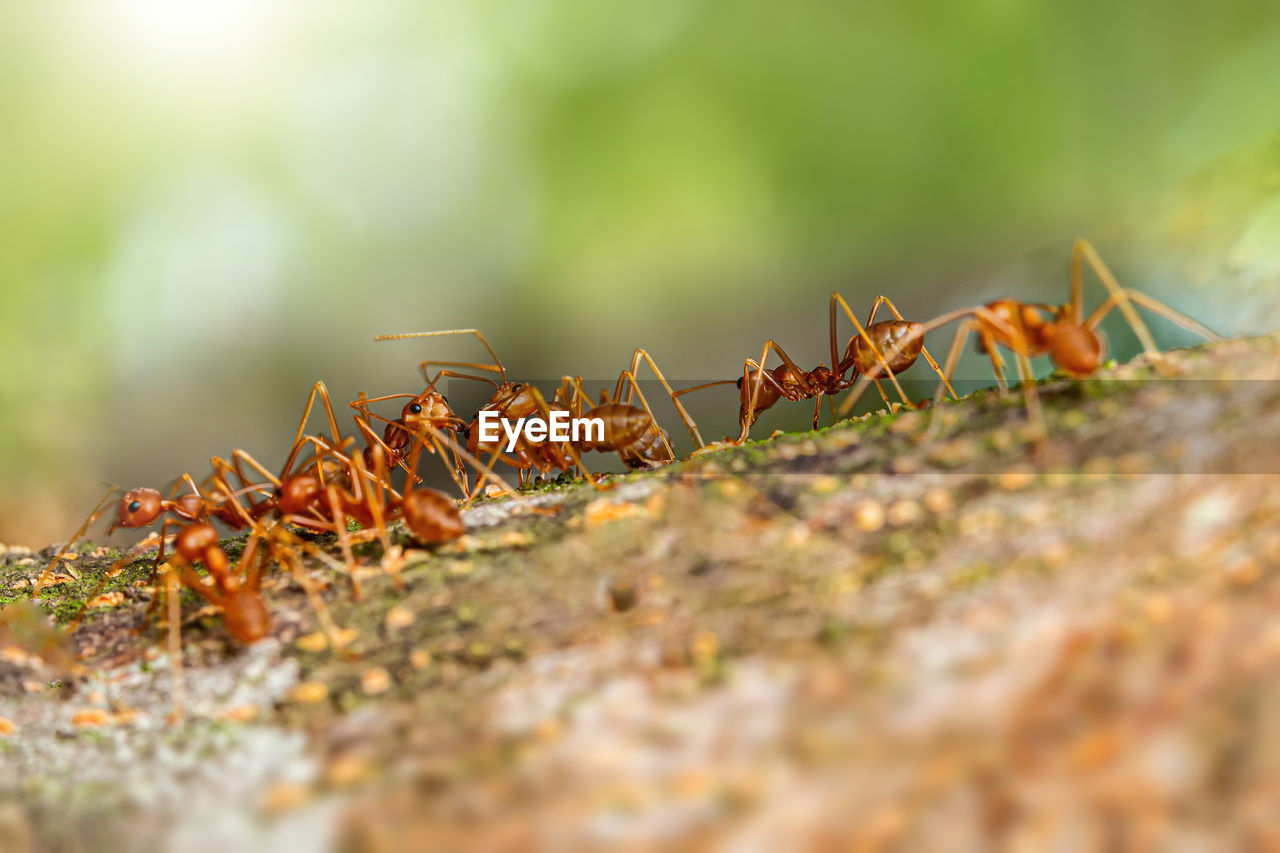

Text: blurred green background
xmin=3 ymin=0 xmax=1280 ymax=546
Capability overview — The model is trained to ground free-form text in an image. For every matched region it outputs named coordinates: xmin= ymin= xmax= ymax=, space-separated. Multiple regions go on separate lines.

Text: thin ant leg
xmin=1084 ymin=290 xmax=1223 ymax=345
xmin=868 ymin=294 xmax=960 ymax=400
xmin=214 ymin=448 xmax=283 ymax=489
xmin=416 ymin=364 xmax=501 ymax=388
xmin=350 ymin=447 xmax=401 ymax=587
xmin=870 ymin=378 xmax=894 ymax=410
xmin=740 ymin=350 xmax=795 ymax=442
xmin=410 ymin=421 xmax=514 ymax=507
xmin=617 ymin=348 xmax=706 ymax=448
xmin=741 ymin=340 xmax=807 ymax=439
xmin=831 ymin=292 xmax=914 ymax=407
xmin=36 ymin=486 xmax=121 ymax=589
xmin=319 ymin=485 xmax=363 ymax=600
xmin=673 ymin=379 xmax=739 ymax=400
xmin=376 ymin=328 xmax=508 ymax=381
xmin=1011 ymin=349 xmax=1046 ymax=442
xmin=350 ymin=391 xmax=417 ymax=414
xmin=280 ymin=381 xmax=344 ymax=479
xmin=164 ymin=562 xmax=185 ymax=723
xmin=615 ymin=368 xmax=677 ymax=461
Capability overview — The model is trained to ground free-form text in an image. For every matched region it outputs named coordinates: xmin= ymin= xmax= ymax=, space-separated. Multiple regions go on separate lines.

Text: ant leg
xmin=871 ymin=378 xmax=894 ymax=410
xmin=920 ymin=320 xmax=978 ymax=440
xmin=1072 ymin=239 xmax=1162 ymax=361
xmin=739 ymin=355 xmax=793 ymax=443
xmin=982 ymin=332 xmax=1010 ymax=394
xmin=350 ymin=448 xmax=401 ymax=587
xmin=1012 ymin=350 xmax=1047 ymax=442
xmin=739 ymin=339 xmax=812 ymax=441
xmin=376 ymin=328 xmax=507 ymax=381
xmin=673 ymin=379 xmax=738 ymax=399
xmin=280 ymin=382 xmax=344 ymax=478
xmin=416 ymin=364 xmax=501 ymax=390
xmin=35 ymin=486 xmax=121 ymax=589
xmin=408 ymin=422 xmax=513 ymax=507
xmin=218 ymin=448 xmax=283 ymax=489
xmin=616 ymin=369 xmax=677 ymax=461
xmin=830 ymin=292 xmax=913 ymax=406
xmin=322 ymin=487 xmax=363 ymax=601
xmin=164 ymin=561 xmax=186 ymax=723
xmin=619 ymin=349 xmax=706 ymax=448
xmin=1085 ymin=289 xmax=1223 ymax=345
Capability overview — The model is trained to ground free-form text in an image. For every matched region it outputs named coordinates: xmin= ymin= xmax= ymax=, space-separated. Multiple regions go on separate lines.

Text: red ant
xmin=837 ymin=239 xmax=1223 ymax=437
xmin=33 ymin=472 xmax=271 ymax=593
xmin=674 ymin=293 xmax=954 ymax=444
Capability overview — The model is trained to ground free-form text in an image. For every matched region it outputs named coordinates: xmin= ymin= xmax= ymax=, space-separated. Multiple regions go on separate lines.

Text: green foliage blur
xmin=2 ymin=0 xmax=1279 ymax=545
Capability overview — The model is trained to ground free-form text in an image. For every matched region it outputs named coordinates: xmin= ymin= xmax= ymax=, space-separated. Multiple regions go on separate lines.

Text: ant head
xmin=402 ymin=390 xmax=452 ymax=427
xmin=1049 ymin=321 xmax=1105 ymax=376
xmin=115 ymin=488 xmax=164 ymax=530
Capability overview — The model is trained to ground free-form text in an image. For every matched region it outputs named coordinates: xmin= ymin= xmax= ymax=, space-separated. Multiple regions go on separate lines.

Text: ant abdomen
xmin=1049 ymin=322 xmax=1104 ymax=375
xmin=400 ymin=488 xmax=465 ymax=543
xmin=222 ymin=588 xmax=270 ymax=643
xmin=849 ymin=321 xmax=924 ymax=374
xmin=579 ymin=403 xmax=648 ymax=452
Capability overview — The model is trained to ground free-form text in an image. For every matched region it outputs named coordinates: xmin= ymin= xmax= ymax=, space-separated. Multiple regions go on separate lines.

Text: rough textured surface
xmin=2 ymin=335 xmax=1279 ymax=852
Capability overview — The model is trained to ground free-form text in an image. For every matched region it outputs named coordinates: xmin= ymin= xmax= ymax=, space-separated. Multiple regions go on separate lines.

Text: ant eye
xmin=128 ymin=501 xmax=141 ymax=513
xmin=512 ymin=384 xmax=524 ymax=393
xmin=409 ymin=403 xmax=423 ymax=414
